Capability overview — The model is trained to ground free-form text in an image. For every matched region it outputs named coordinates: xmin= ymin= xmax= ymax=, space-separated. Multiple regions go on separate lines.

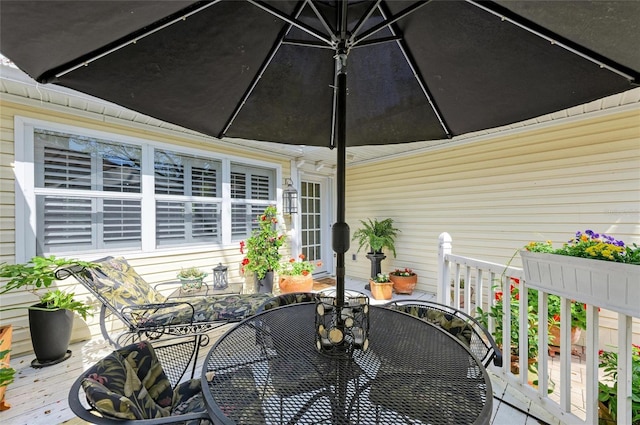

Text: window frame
xmin=13 ymin=116 xmax=282 ymax=262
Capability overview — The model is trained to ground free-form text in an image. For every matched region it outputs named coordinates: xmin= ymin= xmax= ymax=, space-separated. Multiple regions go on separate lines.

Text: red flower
xmin=299 ymin=254 xmax=306 ymax=260
xmin=510 ymin=277 xmax=520 ymax=284
xmin=495 ymin=291 xmax=503 ymax=301
xmin=241 ymin=258 xmax=250 ymax=265
xmin=239 ymin=240 xmax=245 ymax=254
xmin=260 ymin=214 xmax=267 ymax=221
xmin=302 ymin=270 xmax=309 ymax=276
xmin=514 ymin=293 xmax=520 ymax=300
xmin=289 ymin=258 xmax=295 ymax=263
xmin=553 ymin=314 xmax=560 ymax=322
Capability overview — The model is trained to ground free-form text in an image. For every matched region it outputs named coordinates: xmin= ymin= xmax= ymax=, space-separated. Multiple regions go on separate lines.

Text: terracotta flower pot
xmin=370 ymin=280 xmax=394 ymax=300
xmin=510 ymin=355 xmax=537 ymax=375
xmin=279 ymin=274 xmax=313 ymax=294
xmin=389 ymin=274 xmax=417 ymax=295
xmin=548 ymin=325 xmax=582 ymax=347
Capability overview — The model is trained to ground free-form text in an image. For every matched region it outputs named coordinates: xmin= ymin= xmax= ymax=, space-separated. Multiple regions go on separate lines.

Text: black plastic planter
xmin=257 ymin=271 xmax=274 ymax=293
xmin=28 ymin=304 xmax=73 ymax=368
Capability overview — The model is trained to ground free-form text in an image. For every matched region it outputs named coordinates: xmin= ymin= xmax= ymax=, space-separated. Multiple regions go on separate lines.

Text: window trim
xmin=14 ymin=116 xmax=283 ymax=262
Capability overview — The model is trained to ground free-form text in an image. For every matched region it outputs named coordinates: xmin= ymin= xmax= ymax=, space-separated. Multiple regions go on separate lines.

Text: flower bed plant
xmin=526 ymin=230 xmax=639 ymax=265
xmin=598 ymin=344 xmax=640 ymax=424
xmin=371 ymin=273 xmax=390 ymax=283
xmin=476 ymin=278 xmax=540 ymax=361
xmin=281 ymin=254 xmax=322 ymax=276
xmin=389 ymin=268 xmax=415 ymax=277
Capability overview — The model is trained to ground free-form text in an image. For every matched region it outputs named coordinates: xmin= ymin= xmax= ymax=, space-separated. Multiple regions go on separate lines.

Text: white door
xmin=300 ymin=178 xmax=331 ymax=275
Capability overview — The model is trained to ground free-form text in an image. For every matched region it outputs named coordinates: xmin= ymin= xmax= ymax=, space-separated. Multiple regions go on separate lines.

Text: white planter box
xmin=520 ymin=251 xmax=640 ymax=317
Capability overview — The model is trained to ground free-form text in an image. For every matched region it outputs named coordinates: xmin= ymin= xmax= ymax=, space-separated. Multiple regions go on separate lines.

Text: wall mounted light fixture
xmin=283 ymin=178 xmax=298 ymax=215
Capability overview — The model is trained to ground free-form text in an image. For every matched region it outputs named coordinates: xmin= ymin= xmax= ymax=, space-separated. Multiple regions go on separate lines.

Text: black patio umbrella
xmin=1 ymin=1 xmax=639 ymax=308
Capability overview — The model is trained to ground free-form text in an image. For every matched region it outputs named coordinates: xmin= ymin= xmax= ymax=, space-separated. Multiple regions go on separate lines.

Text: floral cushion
xmin=394 ymin=305 xmax=473 ymax=347
xmin=82 ymin=256 xmax=271 ymax=329
xmin=84 ymin=256 xmax=166 ymax=311
xmin=256 ymin=292 xmax=319 ymax=312
xmin=172 ymin=379 xmax=211 ymax=425
xmin=143 ymin=293 xmax=272 ymax=328
xmin=81 ymin=341 xmax=173 ymax=420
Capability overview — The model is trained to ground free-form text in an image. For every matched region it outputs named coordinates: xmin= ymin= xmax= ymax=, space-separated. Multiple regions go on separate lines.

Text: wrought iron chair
xmin=384 ymin=299 xmax=502 ymax=367
xmin=56 ymin=256 xmax=272 ymax=349
xmin=68 ymin=337 xmax=210 ymax=424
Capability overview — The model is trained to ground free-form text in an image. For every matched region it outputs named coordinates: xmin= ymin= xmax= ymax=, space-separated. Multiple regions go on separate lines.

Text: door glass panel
xmin=300 ymin=181 xmax=324 ymax=272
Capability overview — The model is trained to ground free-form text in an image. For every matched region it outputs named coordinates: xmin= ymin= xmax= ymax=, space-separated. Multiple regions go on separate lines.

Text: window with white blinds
xmin=230 ymin=164 xmax=275 ymax=240
xmin=30 ymin=127 xmax=277 ymax=255
xmin=34 ymin=130 xmax=142 ymax=254
xmin=154 ymin=150 xmax=221 ymax=247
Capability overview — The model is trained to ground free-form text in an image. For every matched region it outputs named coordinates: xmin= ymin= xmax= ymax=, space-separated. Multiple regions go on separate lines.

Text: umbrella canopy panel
xmin=1 ymin=0 xmax=638 ymax=148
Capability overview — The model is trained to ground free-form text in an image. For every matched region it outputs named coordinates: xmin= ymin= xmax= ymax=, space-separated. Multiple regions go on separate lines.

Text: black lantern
xmin=283 ymin=178 xmax=298 ymax=215
xmin=213 ymin=263 xmax=228 ymax=290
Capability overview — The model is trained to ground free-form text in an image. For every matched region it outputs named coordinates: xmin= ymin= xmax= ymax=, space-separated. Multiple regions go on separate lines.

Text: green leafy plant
xmin=476 ymin=278 xmax=540 ymax=361
xmin=177 ymin=267 xmax=206 ymax=279
xmin=0 ymin=342 xmax=15 ymax=388
xmin=546 ymin=296 xmax=588 ymax=330
xmin=280 ymin=254 xmax=322 ymax=276
xmin=352 ymin=218 xmax=400 ymax=256
xmin=0 ymin=255 xmax=95 ymax=319
xmin=240 ymin=206 xmax=286 ymax=280
xmin=598 ymin=344 xmax=640 ymax=424
xmin=526 ymin=230 xmax=639 ymax=264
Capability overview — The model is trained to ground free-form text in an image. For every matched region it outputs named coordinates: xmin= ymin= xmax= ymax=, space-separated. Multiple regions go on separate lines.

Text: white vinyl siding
xmin=345 ymin=112 xmax=640 ymax=291
xmin=344 ymin=111 xmax=640 ymax=348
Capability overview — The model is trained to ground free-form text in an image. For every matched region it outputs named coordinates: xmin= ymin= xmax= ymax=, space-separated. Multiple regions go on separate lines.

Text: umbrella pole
xmin=332 ymin=48 xmax=349 ymax=310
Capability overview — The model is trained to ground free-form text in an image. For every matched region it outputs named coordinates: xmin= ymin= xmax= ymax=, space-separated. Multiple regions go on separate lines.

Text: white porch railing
xmin=437 ymin=232 xmax=638 ymax=425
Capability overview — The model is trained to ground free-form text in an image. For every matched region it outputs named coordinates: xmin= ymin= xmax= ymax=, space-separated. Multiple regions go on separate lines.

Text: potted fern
xmin=352 ymin=218 xmax=400 ymax=279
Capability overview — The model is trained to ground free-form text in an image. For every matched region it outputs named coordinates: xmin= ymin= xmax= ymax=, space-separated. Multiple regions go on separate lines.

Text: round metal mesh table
xmin=202 ymin=303 xmax=492 ymax=424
